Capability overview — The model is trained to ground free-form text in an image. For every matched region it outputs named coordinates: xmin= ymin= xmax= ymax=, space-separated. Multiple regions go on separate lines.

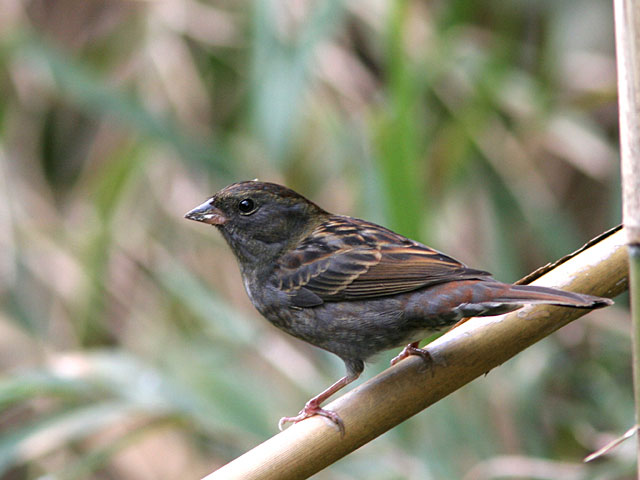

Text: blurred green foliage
xmin=0 ymin=0 xmax=630 ymax=478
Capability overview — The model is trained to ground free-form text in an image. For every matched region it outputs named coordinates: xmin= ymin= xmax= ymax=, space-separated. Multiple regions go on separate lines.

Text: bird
xmin=184 ymin=180 xmax=613 ymax=434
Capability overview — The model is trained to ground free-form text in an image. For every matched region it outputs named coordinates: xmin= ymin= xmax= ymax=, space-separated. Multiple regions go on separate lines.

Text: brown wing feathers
xmin=276 ymin=216 xmax=492 ymax=304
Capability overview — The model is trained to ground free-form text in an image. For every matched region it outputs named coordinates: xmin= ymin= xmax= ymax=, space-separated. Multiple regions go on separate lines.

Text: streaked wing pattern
xmin=276 ymin=216 xmax=492 ymax=304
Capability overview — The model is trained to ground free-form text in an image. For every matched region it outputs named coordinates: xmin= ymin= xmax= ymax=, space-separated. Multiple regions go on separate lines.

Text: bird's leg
xmin=390 ymin=342 xmax=435 ymax=376
xmin=279 ymin=361 xmax=363 ymax=436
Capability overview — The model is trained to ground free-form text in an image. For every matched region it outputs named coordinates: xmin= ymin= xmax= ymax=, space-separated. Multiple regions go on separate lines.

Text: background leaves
xmin=0 ymin=0 xmax=629 ymax=478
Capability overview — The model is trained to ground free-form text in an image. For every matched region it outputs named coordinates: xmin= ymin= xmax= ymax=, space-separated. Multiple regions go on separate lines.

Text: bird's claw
xmin=278 ymin=403 xmax=345 ymax=436
xmin=390 ymin=343 xmax=436 ymax=376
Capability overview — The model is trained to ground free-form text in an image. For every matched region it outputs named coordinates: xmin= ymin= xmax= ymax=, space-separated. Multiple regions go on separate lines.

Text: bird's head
xmin=185 ymin=181 xmax=326 ymax=269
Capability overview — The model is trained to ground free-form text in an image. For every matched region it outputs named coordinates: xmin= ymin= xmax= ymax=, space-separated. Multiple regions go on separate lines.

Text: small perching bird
xmin=185 ymin=181 xmax=613 ymax=434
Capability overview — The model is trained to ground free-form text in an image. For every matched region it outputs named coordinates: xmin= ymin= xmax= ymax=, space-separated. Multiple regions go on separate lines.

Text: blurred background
xmin=0 ymin=0 xmax=632 ymax=478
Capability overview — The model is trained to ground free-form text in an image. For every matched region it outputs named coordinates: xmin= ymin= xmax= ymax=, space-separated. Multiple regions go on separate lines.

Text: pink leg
xmin=278 ymin=371 xmax=360 ymax=436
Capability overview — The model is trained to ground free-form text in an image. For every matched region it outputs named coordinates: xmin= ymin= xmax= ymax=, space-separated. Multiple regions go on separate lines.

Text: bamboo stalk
xmin=203 ymin=228 xmax=627 ymax=480
xmin=614 ymin=0 xmax=640 ymax=475
xmin=615 ymin=0 xmax=640 ymax=246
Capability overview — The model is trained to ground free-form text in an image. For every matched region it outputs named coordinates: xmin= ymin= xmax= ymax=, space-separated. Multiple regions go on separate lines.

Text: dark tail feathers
xmin=490 ymin=284 xmax=613 ymax=309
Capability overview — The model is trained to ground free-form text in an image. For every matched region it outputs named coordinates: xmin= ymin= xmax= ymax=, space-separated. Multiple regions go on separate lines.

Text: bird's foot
xmin=278 ymin=400 xmax=345 ymax=436
xmin=390 ymin=342 xmax=435 ymax=376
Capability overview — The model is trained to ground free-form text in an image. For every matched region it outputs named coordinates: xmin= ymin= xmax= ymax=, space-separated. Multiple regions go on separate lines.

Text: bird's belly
xmin=248 ymin=280 xmax=498 ymax=363
xmin=262 ymin=293 xmax=461 ymax=362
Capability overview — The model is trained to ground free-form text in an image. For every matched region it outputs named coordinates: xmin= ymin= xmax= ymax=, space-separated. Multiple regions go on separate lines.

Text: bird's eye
xmin=238 ymin=198 xmax=256 ymax=214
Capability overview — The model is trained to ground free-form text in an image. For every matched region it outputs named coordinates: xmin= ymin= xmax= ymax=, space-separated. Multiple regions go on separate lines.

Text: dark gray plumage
xmin=185 ymin=181 xmax=613 ymax=433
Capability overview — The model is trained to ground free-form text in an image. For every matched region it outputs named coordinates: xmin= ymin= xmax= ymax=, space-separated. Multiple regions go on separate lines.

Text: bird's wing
xmin=275 ymin=216 xmax=492 ymax=306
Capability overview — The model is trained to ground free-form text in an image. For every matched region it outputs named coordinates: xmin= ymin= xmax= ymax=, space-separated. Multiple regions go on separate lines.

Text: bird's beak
xmin=184 ymin=200 xmax=227 ymax=225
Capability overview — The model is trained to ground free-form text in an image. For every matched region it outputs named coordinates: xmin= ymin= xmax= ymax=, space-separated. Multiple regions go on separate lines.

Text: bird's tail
xmin=482 ymin=283 xmax=613 ymax=309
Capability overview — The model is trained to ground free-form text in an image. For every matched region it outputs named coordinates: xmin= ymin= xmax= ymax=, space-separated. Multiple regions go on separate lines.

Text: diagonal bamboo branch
xmin=204 ymin=227 xmax=628 ymax=480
